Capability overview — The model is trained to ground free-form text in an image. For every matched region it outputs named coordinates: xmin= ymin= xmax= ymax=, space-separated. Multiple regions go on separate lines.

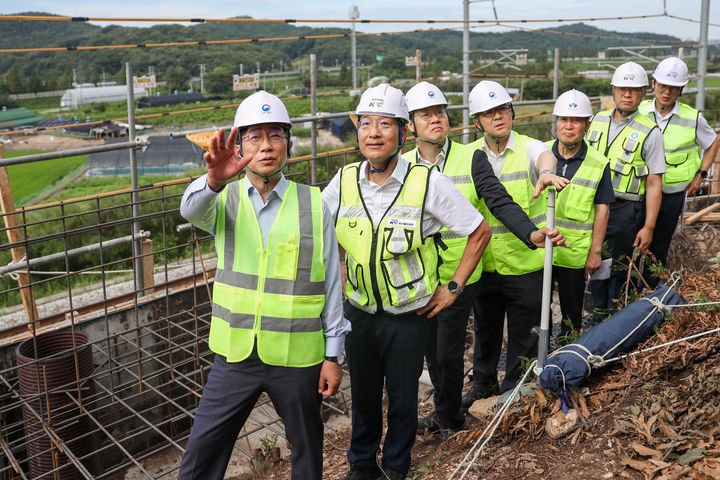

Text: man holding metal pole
xmin=585 ymin=62 xmax=666 ymax=323
xmin=461 ymin=81 xmax=570 ymax=405
xmin=323 ymin=84 xmax=490 ymax=480
xmin=177 ymin=91 xmax=349 ymax=480
xmin=638 ymin=57 xmax=719 ymax=286
xmin=547 ymin=90 xmax=614 ymax=340
xmin=402 ymin=81 xmax=566 ymax=438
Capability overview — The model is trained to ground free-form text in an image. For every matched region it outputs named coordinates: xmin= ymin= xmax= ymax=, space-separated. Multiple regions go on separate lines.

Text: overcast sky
xmin=1 ymin=0 xmax=718 ymax=41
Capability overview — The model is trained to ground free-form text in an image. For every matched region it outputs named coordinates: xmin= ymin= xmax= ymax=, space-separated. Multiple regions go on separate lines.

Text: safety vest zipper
xmin=368 ymin=227 xmax=384 ymax=313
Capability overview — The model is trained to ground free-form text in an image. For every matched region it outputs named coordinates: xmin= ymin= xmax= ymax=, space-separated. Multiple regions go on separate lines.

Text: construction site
xmin=1 ymin=3 xmax=720 ymax=480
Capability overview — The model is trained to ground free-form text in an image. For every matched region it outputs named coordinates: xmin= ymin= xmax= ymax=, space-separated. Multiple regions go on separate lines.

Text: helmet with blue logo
xmin=652 ymin=57 xmax=689 ymax=87
xmin=405 ymin=81 xmax=448 ymax=113
xmin=356 ymin=84 xmax=409 ymax=121
xmin=468 ymin=80 xmax=513 ymax=117
xmin=233 ymin=90 xmax=292 ymax=129
xmin=553 ymin=89 xmax=593 ymax=118
xmin=611 ymin=62 xmax=649 ymax=88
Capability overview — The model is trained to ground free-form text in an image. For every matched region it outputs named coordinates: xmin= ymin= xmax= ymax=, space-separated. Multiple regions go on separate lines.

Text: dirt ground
xmin=237 ymin=229 xmax=720 ymax=480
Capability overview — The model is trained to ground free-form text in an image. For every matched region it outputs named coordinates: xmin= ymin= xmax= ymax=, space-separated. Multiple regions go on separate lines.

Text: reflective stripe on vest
xmin=469 ymin=132 xmax=546 ymax=275
xmin=336 ymin=162 xmax=440 ymax=315
xmin=546 ymin=140 xmax=609 ymax=269
xmin=403 ymin=140 xmax=486 ymax=285
xmin=587 ymin=110 xmax=656 ymax=200
xmin=638 ymin=100 xmax=701 ymax=190
xmin=211 ymin=180 xmax=326 ymax=366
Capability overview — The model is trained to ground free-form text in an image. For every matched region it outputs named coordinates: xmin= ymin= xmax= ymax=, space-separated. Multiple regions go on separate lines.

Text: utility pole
xmin=553 ymin=48 xmax=560 ymax=100
xmin=239 ymin=63 xmax=243 ymax=76
xmin=696 ymin=0 xmax=709 ymax=111
xmin=415 ymin=50 xmax=421 ymax=82
xmin=199 ymin=64 xmax=205 ymax=94
xmin=350 ymin=5 xmax=359 ymax=89
xmin=310 ymin=54 xmax=318 ymax=185
xmin=462 ymin=0 xmax=470 ymax=143
xmin=125 ymin=63 xmax=144 ymax=295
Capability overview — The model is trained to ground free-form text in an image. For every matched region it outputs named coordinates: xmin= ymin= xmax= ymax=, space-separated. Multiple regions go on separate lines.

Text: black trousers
xmin=472 ymin=269 xmax=543 ymax=393
xmin=178 ymin=353 xmax=324 ymax=480
xmin=589 ymin=199 xmax=644 ymax=311
xmin=646 ymin=191 xmax=685 ymax=287
xmin=553 ymin=265 xmax=586 ymax=335
xmin=345 ymin=302 xmax=432 ymax=476
xmin=425 ymin=282 xmax=480 ymax=429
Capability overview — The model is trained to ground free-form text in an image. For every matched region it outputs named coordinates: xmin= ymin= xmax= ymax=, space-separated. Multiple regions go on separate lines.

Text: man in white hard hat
xmin=461 ymin=80 xmax=570 ymax=405
xmin=323 ymin=84 xmax=490 ymax=480
xmin=586 ymin=61 xmax=666 ymax=321
xmin=638 ymin=57 xmax=719 ymax=285
xmin=178 ymin=91 xmax=350 ymax=480
xmin=402 ymin=81 xmax=566 ymax=438
xmin=548 ymin=89 xmax=614 ymax=340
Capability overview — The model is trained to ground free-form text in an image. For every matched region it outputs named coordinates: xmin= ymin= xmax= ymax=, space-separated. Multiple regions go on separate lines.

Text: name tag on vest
xmin=388 ymin=218 xmax=416 ymax=228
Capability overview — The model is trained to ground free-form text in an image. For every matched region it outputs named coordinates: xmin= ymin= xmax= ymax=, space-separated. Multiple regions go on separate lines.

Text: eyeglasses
xmin=240 ymin=130 xmax=287 ymax=146
xmin=358 ymin=119 xmax=396 ymax=132
xmin=478 ymin=104 xmax=512 ymax=118
xmin=414 ymin=107 xmax=447 ymax=121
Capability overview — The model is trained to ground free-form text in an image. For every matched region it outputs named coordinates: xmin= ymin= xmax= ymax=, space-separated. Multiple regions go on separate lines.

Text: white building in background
xmin=60 ymin=85 xmax=148 ymax=108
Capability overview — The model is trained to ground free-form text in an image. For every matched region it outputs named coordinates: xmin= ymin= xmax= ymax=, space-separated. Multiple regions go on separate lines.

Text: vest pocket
xmin=587 ymin=129 xmax=603 ymax=148
xmin=665 ymin=151 xmax=688 ymax=166
xmin=560 ymin=183 xmax=593 ymax=222
xmin=619 ymin=136 xmax=640 ymax=163
xmin=274 ymin=240 xmax=299 ymax=280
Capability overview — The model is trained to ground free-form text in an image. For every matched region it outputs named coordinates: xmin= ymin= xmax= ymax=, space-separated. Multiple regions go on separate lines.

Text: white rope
xmin=4 ymin=254 xmax=26 ymax=281
xmin=603 ymin=326 xmax=720 ymax=364
xmin=448 ymin=360 xmax=537 ymax=480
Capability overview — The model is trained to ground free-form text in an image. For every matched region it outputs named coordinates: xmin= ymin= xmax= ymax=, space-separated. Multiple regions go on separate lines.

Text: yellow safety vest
xmin=586 ymin=110 xmax=657 ymax=200
xmin=638 ymin=100 xmax=701 ymax=191
xmin=335 ymin=162 xmax=440 ymax=314
xmin=546 ymin=140 xmax=609 ymax=269
xmin=403 ymin=140 xmax=488 ymax=285
xmin=210 ymin=180 xmax=326 ymax=366
xmin=468 ymin=133 xmax=546 ymax=275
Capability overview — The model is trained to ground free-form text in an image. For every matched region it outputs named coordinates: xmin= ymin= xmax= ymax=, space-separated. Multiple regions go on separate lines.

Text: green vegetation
xmin=0 ymin=170 xmax=213 ymax=309
xmin=13 ymin=95 xmax=63 ymax=111
xmin=5 ymin=150 xmax=87 ymax=205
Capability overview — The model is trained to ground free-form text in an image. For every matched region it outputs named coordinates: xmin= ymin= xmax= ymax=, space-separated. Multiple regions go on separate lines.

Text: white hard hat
xmin=611 ymin=62 xmax=649 ymax=88
xmin=553 ymin=89 xmax=593 ymax=117
xmin=468 ymin=81 xmax=513 ymax=116
xmin=653 ymin=57 xmax=689 ymax=87
xmin=405 ymin=81 xmax=448 ymax=113
xmin=233 ymin=90 xmax=291 ymax=129
xmin=356 ymin=84 xmax=409 ymax=121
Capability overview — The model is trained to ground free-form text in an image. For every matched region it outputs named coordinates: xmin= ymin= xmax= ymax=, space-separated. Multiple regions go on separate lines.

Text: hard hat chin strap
xmin=487 ymin=129 xmax=511 ymax=146
xmin=616 ymin=107 xmax=638 ymax=117
xmin=368 ymin=123 xmax=406 ymax=174
xmin=246 ymin=158 xmax=288 ymax=192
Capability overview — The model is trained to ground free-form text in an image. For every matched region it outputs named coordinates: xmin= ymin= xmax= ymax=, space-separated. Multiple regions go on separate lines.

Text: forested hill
xmin=1 ymin=11 xmax=683 ymax=90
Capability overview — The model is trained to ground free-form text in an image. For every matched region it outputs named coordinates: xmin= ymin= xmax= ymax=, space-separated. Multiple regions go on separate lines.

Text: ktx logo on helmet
xmin=261 ymin=104 xmax=271 ymax=112
xmin=666 ymin=72 xmax=678 ymax=78
xmin=623 ymin=74 xmax=635 ymax=81
xmin=368 ymin=99 xmax=384 ymax=108
xmin=569 ymin=103 xmax=578 ymax=108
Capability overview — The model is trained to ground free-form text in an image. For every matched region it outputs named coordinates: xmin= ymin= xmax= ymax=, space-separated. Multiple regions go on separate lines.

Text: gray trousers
xmin=178 ymin=352 xmax=324 ymax=480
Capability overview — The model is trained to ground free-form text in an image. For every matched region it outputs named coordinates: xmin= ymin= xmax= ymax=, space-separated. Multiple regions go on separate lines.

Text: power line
xmin=0 ymin=13 xmax=670 ymax=25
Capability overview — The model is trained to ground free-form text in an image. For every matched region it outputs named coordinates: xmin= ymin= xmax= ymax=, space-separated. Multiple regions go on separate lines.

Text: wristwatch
xmin=698 ymin=169 xmax=709 ymax=179
xmin=325 ymin=353 xmax=345 ymax=364
xmin=447 ymin=280 xmax=464 ymax=295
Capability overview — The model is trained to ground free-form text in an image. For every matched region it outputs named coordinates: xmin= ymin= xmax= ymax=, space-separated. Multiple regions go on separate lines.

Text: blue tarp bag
xmin=539 ymin=283 xmax=686 ymax=395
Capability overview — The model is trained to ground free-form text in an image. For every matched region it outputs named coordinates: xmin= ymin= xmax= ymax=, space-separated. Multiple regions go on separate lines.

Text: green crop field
xmin=4 ymin=150 xmax=88 ymax=205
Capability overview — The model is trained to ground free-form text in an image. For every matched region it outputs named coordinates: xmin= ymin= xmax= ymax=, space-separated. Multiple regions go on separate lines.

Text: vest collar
xmin=244 ymin=174 xmax=289 ymax=201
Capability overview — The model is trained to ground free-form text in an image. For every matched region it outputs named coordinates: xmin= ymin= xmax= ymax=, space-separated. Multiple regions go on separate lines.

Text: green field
xmin=4 ymin=150 xmax=88 ymax=205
